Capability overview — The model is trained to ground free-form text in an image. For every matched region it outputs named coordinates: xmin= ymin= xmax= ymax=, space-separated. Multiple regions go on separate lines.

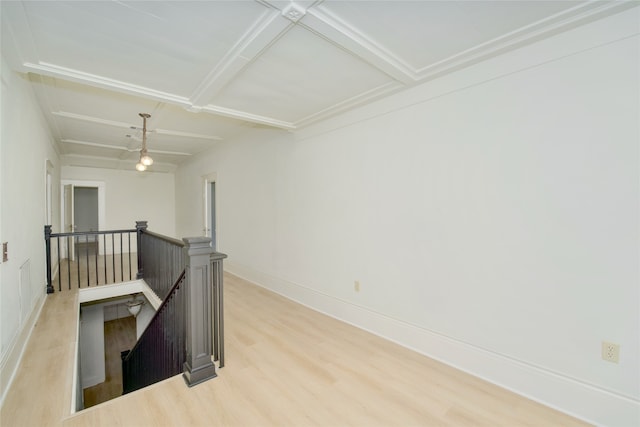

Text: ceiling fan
xmin=133 ymin=113 xmax=153 ymax=171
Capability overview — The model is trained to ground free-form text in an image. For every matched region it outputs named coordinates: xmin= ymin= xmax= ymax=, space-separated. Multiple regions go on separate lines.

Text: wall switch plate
xmin=602 ymin=341 xmax=620 ymax=363
xmin=354 ymin=280 xmax=360 ymax=292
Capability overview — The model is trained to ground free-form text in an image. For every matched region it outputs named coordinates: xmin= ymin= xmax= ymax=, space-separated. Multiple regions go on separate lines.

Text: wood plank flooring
xmin=53 ymin=252 xmax=138 ymax=292
xmin=1 ymin=273 xmax=590 ymax=426
xmin=83 ymin=316 xmax=137 ymax=408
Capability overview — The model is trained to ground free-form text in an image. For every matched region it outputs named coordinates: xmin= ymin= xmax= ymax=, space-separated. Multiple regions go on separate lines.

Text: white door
xmin=64 ymin=184 xmax=75 ymax=260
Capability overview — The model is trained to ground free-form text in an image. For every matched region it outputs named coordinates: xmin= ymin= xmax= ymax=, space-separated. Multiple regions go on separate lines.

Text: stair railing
xmin=136 ymin=221 xmax=186 ymax=299
xmin=122 ymin=269 xmax=187 ymax=394
xmin=44 ymin=225 xmax=137 ymax=293
xmin=44 ymin=221 xmax=227 ymax=389
xmin=122 ymin=232 xmax=227 ymax=391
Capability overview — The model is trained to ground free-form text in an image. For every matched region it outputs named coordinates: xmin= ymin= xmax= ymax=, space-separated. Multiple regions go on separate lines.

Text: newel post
xmin=135 ymin=220 xmax=148 ymax=279
xmin=44 ymin=225 xmax=54 ymax=294
xmin=182 ymin=236 xmax=217 ymax=387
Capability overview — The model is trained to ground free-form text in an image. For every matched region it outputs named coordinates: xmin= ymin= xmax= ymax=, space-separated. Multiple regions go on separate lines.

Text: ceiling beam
xmin=61 ymin=139 xmax=192 ymax=156
xmin=411 ymin=0 xmax=638 ymax=81
xmin=52 ymin=111 xmax=223 ymax=140
xmin=188 ymin=6 xmax=293 ymax=107
xmin=24 ymin=63 xmax=296 ymax=130
xmin=52 ymin=111 xmax=135 ymax=129
xmin=302 ymin=5 xmax=417 ymax=85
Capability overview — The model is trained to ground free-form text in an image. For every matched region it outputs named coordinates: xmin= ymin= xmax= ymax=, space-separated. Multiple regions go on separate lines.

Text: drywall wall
xmin=175 ymin=130 xmax=279 ymax=270
xmin=0 ymin=58 xmax=61 ymax=403
xmin=61 ymin=166 xmax=176 ymax=238
xmin=175 ymin=8 xmax=639 ymax=426
xmin=79 ymin=304 xmax=105 ymax=388
xmin=80 ymin=295 xmax=150 ymax=390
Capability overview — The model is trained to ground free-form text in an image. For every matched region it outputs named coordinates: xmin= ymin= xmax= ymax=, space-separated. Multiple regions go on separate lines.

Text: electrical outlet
xmin=602 ymin=341 xmax=620 ymax=363
xmin=354 ymin=280 xmax=360 ymax=292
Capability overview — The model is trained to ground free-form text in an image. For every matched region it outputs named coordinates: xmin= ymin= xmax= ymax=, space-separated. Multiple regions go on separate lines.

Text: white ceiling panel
xmin=29 ymin=76 xmax=161 ymax=123
xmin=150 ymin=103 xmax=251 ymax=142
xmin=319 ymin=1 xmax=583 ymax=71
xmin=211 ymin=24 xmax=394 ymax=123
xmin=1 ymin=0 xmax=632 ymax=172
xmin=21 ymin=1 xmax=269 ymax=96
xmin=59 ymin=140 xmax=133 ymax=158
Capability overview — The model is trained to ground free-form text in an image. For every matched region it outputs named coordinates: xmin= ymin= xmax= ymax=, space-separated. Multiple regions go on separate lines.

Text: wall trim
xmin=0 ymin=292 xmax=46 ymax=407
xmin=225 ymin=261 xmax=639 ymax=427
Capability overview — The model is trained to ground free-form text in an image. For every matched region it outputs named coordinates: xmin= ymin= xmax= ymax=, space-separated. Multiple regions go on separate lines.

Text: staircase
xmin=44 ymin=221 xmax=227 ymax=400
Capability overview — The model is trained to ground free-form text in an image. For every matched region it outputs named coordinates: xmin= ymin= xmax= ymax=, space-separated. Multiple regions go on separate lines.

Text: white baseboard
xmin=0 ymin=291 xmax=46 ymax=407
xmin=225 ymin=262 xmax=639 ymax=427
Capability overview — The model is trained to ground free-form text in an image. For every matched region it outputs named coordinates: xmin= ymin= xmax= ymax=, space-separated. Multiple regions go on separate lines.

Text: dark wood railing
xmin=44 ymin=221 xmax=227 ymax=389
xmin=44 ymin=225 xmax=137 ymax=293
xmin=211 ymin=251 xmax=226 ymax=368
xmin=123 ymin=236 xmax=228 ymax=390
xmin=122 ymin=270 xmax=186 ymax=394
xmin=136 ymin=221 xmax=186 ymax=299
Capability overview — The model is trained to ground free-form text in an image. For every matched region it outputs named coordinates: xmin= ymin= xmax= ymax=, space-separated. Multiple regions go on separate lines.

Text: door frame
xmin=60 ymin=180 xmax=106 ymax=256
xmin=202 ymin=172 xmax=218 ymax=250
xmin=45 ymin=159 xmax=54 ymax=226
xmin=63 ymin=184 xmax=75 ymax=260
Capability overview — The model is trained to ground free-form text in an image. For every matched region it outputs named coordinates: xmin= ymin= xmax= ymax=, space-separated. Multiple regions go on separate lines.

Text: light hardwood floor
xmin=1 ymin=273 xmax=590 ymax=426
xmin=83 ymin=316 xmax=137 ymax=408
xmin=53 ymin=251 xmax=138 ymax=292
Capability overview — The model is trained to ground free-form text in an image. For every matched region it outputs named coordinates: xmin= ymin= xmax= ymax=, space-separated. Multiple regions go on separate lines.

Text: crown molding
xmin=200 ymin=104 xmax=296 ymax=130
xmin=413 ymin=0 xmax=639 ymax=81
xmin=189 ymin=7 xmax=292 ymax=107
xmin=294 ymin=80 xmax=402 ymax=128
xmin=290 ymin=0 xmax=639 ymax=130
xmin=23 ymin=62 xmax=191 ymax=106
xmin=299 ymin=0 xmax=637 ymax=90
xmin=11 ymin=0 xmax=637 ymax=137
xmin=153 ymin=129 xmax=222 ymax=141
xmin=303 ymin=5 xmax=416 ymax=84
xmin=26 ymin=62 xmax=292 ymax=129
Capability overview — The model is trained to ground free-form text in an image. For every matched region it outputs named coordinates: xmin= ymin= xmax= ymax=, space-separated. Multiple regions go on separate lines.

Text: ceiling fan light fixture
xmin=140 ymin=152 xmax=153 ymax=166
xmin=134 ymin=113 xmax=153 ymax=171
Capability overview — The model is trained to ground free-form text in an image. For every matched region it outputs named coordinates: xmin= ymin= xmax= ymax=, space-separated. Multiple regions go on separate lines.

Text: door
xmin=74 ymin=187 xmax=99 ymax=242
xmin=63 ymin=184 xmax=75 ymax=260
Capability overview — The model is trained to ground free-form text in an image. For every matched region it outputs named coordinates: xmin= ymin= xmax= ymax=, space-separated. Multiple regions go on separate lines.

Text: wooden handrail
xmin=122 ymin=269 xmax=187 ymax=394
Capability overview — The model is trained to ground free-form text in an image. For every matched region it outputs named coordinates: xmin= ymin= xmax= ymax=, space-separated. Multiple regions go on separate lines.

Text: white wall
xmin=0 ymin=58 xmax=61 ymax=403
xmin=79 ymin=304 xmax=105 ymax=388
xmin=176 ymin=129 xmax=279 ymax=264
xmin=80 ymin=296 xmax=150 ymax=391
xmin=61 ymin=166 xmax=176 ymax=238
xmin=176 ymin=9 xmax=639 ymax=426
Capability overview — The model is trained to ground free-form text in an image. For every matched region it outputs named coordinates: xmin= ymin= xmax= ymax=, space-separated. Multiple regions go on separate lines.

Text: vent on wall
xmin=19 ymin=260 xmax=31 ymax=324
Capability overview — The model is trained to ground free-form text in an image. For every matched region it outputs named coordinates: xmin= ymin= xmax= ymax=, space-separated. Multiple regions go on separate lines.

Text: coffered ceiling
xmin=1 ymin=1 xmax=633 ymax=172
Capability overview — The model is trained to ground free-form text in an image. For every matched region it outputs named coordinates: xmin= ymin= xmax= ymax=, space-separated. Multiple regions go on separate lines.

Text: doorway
xmin=74 ymin=187 xmax=99 ymax=256
xmin=203 ymin=174 xmax=217 ymax=250
xmin=61 ymin=180 xmax=106 ymax=259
